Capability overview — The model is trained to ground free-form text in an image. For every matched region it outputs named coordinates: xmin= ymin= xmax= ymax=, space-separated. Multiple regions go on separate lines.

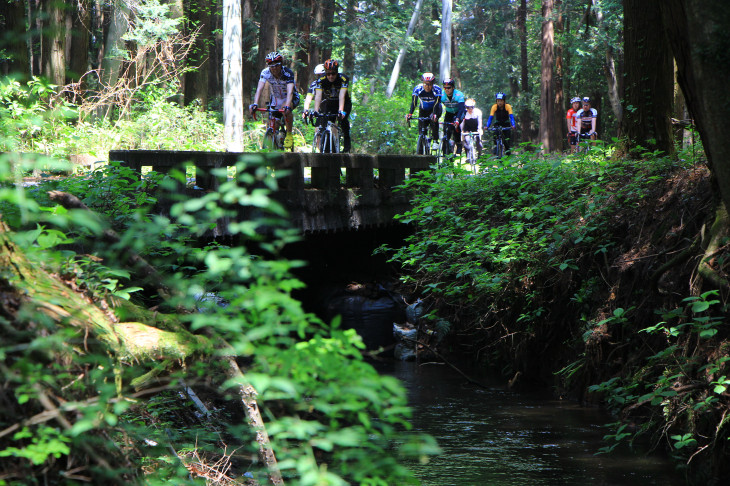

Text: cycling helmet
xmin=442 ymin=78 xmax=455 ymax=88
xmin=314 ymin=64 xmax=325 ymax=76
xmin=495 ymin=92 xmax=506 ymax=100
xmin=265 ymin=51 xmax=284 ymax=65
xmin=570 ymin=96 xmax=581 ymax=103
xmin=465 ymin=98 xmax=476 ymax=108
xmin=324 ymin=59 xmax=339 ymax=71
xmin=421 ymin=72 xmax=435 ymax=83
xmin=582 ymin=96 xmax=591 ymax=103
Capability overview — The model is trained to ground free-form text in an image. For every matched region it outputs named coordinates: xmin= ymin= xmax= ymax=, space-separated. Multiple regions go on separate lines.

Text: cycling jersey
xmin=259 ymin=66 xmax=300 ymax=107
xmin=316 ymin=73 xmax=350 ymax=102
xmin=461 ymin=108 xmax=483 ymax=135
xmin=441 ymin=89 xmax=466 ymax=119
xmin=410 ymin=84 xmax=443 ymax=114
xmin=307 ymin=78 xmax=319 ymax=96
xmin=487 ymin=103 xmax=515 ymax=127
xmin=576 ymin=107 xmax=598 ymax=133
xmin=566 ymin=108 xmax=579 ymax=133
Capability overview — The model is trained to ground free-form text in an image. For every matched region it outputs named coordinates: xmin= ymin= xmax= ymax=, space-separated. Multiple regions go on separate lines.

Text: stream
xmin=376 ymin=360 xmax=684 ymax=486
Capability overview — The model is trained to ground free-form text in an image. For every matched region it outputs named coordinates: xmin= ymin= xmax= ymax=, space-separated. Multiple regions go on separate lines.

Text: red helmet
xmin=265 ymin=51 xmax=284 ymax=65
xmin=324 ymin=59 xmax=339 ymax=72
xmin=421 ymin=72 xmax=435 ymax=83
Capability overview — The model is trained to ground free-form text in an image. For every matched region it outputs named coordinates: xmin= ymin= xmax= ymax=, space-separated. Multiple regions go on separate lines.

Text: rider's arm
xmin=409 ymin=93 xmax=418 ymax=115
xmin=313 ymin=88 xmax=322 ymax=113
xmin=284 ymin=82 xmax=294 ymax=109
xmin=339 ymin=86 xmax=347 ymax=113
xmin=252 ymin=79 xmax=266 ymax=107
xmin=590 ymin=110 xmax=597 ymax=134
xmin=456 ymin=101 xmax=466 ymax=122
xmin=506 ymin=104 xmax=516 ymax=128
xmin=303 ymin=93 xmax=314 ymax=112
xmin=486 ymin=104 xmax=497 ymax=128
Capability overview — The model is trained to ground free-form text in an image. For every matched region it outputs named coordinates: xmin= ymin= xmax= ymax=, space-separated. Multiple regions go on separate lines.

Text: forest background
xmin=3 ymin=1 xmax=730 ymax=485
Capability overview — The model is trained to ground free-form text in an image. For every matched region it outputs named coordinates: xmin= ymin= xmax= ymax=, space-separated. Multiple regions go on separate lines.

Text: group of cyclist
xmin=405 ymin=72 xmax=517 ymax=157
xmin=248 ymin=51 xmax=351 ymax=152
xmin=566 ymin=96 xmax=598 ymax=153
xmin=248 ymin=53 xmax=599 ymax=157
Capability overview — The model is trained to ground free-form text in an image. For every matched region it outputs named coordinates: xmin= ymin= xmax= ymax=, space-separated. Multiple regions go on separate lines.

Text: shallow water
xmin=379 ymin=361 xmax=684 ymax=486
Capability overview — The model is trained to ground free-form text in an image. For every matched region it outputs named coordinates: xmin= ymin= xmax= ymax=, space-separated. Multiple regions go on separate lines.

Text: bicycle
xmin=310 ymin=112 xmax=340 ymax=153
xmin=252 ymin=106 xmax=291 ymax=151
xmin=408 ymin=116 xmax=439 ymax=155
xmin=462 ymin=131 xmax=481 ymax=173
xmin=488 ymin=126 xmax=512 ymax=158
xmin=577 ymin=132 xmax=595 ymax=154
xmin=436 ymin=121 xmax=459 ymax=165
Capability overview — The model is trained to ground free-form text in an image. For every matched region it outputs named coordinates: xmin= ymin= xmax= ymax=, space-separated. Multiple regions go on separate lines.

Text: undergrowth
xmin=380 ymin=142 xmax=730 ymax=484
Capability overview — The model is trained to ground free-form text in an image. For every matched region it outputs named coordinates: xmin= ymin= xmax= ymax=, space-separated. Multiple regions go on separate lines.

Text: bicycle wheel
xmin=332 ymin=130 xmax=340 ymax=153
xmin=263 ymin=129 xmax=275 ymax=150
xmin=416 ymin=134 xmax=427 ymax=155
xmin=321 ymin=131 xmax=331 ymax=153
xmin=313 ymin=130 xmax=321 ymax=153
xmin=496 ymin=139 xmax=504 ymax=158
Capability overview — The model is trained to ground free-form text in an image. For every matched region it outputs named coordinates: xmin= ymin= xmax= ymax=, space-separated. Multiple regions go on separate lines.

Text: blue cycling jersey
xmin=410 ymin=84 xmax=443 ymax=113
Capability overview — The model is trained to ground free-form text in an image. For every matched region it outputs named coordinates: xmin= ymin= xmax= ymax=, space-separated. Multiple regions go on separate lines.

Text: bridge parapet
xmin=108 ymin=150 xmax=435 ymax=233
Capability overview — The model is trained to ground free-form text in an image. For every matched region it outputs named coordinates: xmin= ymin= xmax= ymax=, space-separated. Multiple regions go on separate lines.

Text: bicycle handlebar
xmin=309 ymin=111 xmax=339 ymax=126
xmin=252 ymin=106 xmax=286 ymax=122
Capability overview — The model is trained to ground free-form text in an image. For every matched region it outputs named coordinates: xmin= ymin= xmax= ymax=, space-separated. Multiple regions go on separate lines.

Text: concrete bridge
xmin=109 ymin=150 xmax=435 ymax=233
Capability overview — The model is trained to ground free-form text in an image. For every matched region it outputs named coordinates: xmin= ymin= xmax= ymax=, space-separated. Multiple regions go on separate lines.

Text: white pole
xmin=439 ymin=0 xmax=452 ymax=84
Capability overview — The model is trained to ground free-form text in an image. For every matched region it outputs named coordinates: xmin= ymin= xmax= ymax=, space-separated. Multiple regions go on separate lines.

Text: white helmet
xmin=314 ymin=64 xmax=325 ymax=76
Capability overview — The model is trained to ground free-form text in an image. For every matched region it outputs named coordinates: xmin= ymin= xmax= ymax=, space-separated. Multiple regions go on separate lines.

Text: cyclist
xmin=440 ymin=78 xmax=466 ymax=155
xmin=575 ymin=96 xmax=598 ymax=144
xmin=460 ymin=98 xmax=483 ymax=157
xmin=302 ymin=63 xmax=325 ymax=121
xmin=406 ymin=73 xmax=443 ymax=144
xmin=566 ymin=96 xmax=581 ymax=153
xmin=486 ymin=91 xmax=516 ymax=155
xmin=313 ymin=59 xmax=352 ymax=153
xmin=249 ymin=51 xmax=300 ymax=150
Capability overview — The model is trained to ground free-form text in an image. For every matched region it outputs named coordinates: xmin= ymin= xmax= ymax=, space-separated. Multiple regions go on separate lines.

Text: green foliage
xmin=0 ymin=153 xmax=433 ymax=484
xmin=351 ymin=84 xmax=414 ymax=154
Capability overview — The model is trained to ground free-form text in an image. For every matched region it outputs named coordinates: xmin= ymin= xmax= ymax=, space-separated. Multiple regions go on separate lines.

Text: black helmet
xmin=443 ymin=78 xmax=455 ymax=88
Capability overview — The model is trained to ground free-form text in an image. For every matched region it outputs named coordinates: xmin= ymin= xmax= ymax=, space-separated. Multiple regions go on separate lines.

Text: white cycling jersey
xmin=258 ymin=66 xmax=298 ymax=107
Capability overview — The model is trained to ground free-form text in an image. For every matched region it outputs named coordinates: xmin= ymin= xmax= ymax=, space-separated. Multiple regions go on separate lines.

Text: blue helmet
xmin=495 ymin=92 xmax=506 ymax=100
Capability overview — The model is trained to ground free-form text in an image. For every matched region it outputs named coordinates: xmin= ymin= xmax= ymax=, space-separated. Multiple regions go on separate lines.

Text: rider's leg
xmin=340 ymin=117 xmax=351 ymax=153
xmin=504 ymin=128 xmax=512 ymax=155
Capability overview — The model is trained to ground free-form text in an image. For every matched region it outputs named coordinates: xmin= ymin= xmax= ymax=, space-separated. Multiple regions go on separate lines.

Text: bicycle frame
xmin=462 ymin=131 xmax=480 ymax=172
xmin=253 ymin=107 xmax=288 ymax=150
xmin=310 ymin=112 xmax=340 ymax=153
xmin=578 ymin=133 xmax=594 ymax=153
xmin=488 ymin=126 xmax=511 ymax=158
xmin=408 ymin=116 xmax=436 ymax=155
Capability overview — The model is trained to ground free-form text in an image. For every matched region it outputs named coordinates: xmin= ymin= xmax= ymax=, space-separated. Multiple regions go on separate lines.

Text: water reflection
xmin=380 ymin=361 xmax=683 ymax=486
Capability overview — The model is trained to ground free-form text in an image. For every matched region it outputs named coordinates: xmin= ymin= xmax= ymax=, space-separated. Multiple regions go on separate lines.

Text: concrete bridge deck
xmin=109 ymin=150 xmax=436 ymax=233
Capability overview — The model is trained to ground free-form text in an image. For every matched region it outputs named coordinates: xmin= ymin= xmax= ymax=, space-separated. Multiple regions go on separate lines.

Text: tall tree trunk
xmin=258 ymin=0 xmax=279 ymax=67
xmin=241 ymin=0 xmax=255 ymax=109
xmin=294 ymin=0 xmax=313 ymax=90
xmin=223 ymin=0 xmax=243 ymax=151
xmin=517 ymin=0 xmax=535 ymax=143
xmin=660 ymin=1 xmax=730 ymax=214
xmin=68 ymin=0 xmax=90 ymax=83
xmin=439 ymin=0 xmax=452 ymax=83
xmin=343 ymin=0 xmax=356 ymax=76
xmin=621 ymin=0 xmax=674 ymax=156
xmin=554 ymin=0 xmax=564 ymax=149
xmin=309 ymin=0 xmax=322 ymax=75
xmin=539 ymin=0 xmax=561 ymax=152
xmin=184 ymin=0 xmax=211 ymax=109
xmin=322 ymin=0 xmax=336 ymax=61
xmin=0 ymin=0 xmax=30 ymax=77
xmin=386 ymin=0 xmax=425 ymax=98
xmin=42 ymin=0 xmax=66 ymax=86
